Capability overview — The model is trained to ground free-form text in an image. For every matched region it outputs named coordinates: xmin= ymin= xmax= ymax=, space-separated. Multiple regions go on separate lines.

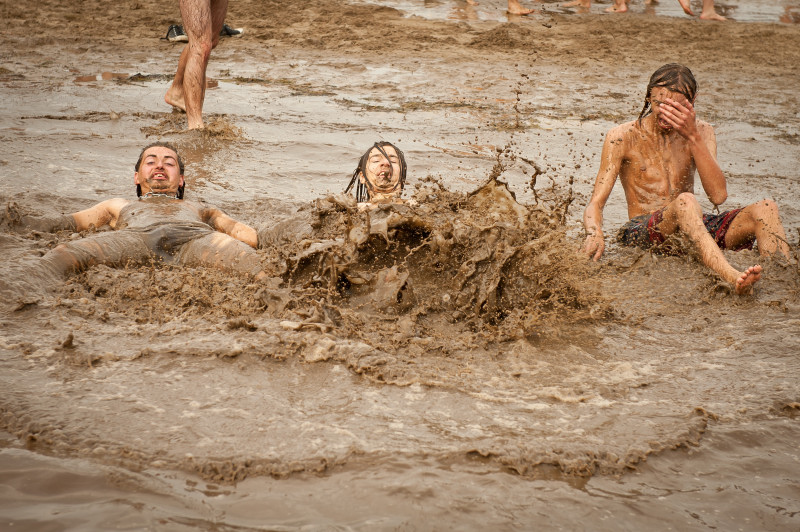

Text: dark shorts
xmin=616 ymin=208 xmax=755 ymax=251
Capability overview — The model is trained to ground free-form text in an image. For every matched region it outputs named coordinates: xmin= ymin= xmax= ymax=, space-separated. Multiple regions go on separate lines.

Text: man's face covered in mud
xmin=134 ymin=146 xmax=185 ymax=197
xmin=359 ymin=145 xmax=403 ymax=200
xmin=648 ymin=86 xmax=692 ymax=132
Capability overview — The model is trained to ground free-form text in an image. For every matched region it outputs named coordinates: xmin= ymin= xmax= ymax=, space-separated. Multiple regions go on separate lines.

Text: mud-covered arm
xmin=2 ymin=198 xmax=126 ymax=233
xmin=582 ymin=131 xmax=623 ymax=261
xmin=660 ymin=99 xmax=727 ymax=206
xmin=70 ymin=198 xmax=129 ymax=231
xmin=201 ymin=207 xmax=258 ymax=248
xmin=692 ymin=123 xmax=727 ymax=206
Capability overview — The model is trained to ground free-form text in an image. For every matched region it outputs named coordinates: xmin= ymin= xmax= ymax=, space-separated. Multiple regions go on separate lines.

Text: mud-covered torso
xmin=117 ymin=198 xmax=206 ymax=230
xmin=617 ymin=122 xmax=697 ymax=218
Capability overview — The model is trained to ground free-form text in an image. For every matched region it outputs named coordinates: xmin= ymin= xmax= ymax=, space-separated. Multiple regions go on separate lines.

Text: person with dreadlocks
xmin=581 ymin=63 xmax=790 ymax=294
xmin=344 ymin=142 xmax=413 ymax=210
xmin=2 ymin=141 xmax=268 ymax=296
xmin=254 ymin=142 xmax=411 ymax=251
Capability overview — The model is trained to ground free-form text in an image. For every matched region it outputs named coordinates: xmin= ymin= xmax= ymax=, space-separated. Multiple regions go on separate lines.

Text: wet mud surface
xmin=1 ymin=0 xmax=800 ymax=529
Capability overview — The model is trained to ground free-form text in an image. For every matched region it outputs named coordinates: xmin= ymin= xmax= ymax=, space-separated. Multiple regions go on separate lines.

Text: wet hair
xmin=637 ymin=63 xmax=698 ymax=124
xmin=134 ymin=141 xmax=185 ymax=199
xmin=344 ymin=142 xmax=407 ymax=203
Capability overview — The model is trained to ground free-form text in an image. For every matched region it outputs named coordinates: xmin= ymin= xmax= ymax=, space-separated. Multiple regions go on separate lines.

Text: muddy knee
xmin=675 ymin=192 xmax=701 ymax=213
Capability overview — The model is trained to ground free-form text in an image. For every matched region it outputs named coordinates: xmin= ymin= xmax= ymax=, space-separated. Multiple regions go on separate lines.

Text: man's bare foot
xmin=677 ymin=0 xmax=695 ymax=16
xmin=165 ymin=87 xmax=186 ymax=112
xmin=734 ymin=265 xmax=762 ymax=295
xmin=186 ymin=117 xmax=205 ymax=130
xmin=605 ymin=1 xmax=628 ymax=13
xmin=700 ymin=10 xmax=726 ymax=21
xmin=466 ymin=0 xmax=478 ymax=5
xmin=563 ymin=0 xmax=590 ymax=7
xmin=508 ymin=0 xmax=535 ymax=15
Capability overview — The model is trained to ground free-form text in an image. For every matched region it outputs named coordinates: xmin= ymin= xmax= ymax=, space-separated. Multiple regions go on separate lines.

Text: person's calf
xmin=744 ymin=200 xmax=791 ymax=258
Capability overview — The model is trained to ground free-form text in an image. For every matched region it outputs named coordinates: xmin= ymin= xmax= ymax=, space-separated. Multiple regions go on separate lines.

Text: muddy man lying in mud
xmin=2 ymin=142 xmax=268 ymax=298
xmin=582 ymin=63 xmax=792 ymax=295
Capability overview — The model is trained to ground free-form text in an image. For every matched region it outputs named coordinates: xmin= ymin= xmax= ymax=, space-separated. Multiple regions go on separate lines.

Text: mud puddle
xmin=2 ymin=0 xmax=800 ymax=529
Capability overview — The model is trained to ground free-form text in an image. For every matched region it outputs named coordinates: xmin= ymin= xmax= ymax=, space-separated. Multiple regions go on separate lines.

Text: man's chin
xmin=149 ymin=187 xmax=178 ymax=195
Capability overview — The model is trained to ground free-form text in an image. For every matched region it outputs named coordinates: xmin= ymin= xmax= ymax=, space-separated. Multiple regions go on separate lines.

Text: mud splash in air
xmin=39 ymin=176 xmax=610 ymax=380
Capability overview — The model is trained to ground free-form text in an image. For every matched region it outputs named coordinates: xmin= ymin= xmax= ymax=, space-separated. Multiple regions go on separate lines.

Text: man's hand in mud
xmin=659 ymin=97 xmax=699 ymax=141
xmin=582 ymin=232 xmax=605 ymax=261
xmin=1 ymin=204 xmax=76 ymax=234
xmin=0 ymin=202 xmax=24 ymax=231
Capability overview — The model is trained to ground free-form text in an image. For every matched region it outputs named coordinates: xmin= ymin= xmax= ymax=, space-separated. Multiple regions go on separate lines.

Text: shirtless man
xmin=581 ymin=63 xmax=791 ymax=294
xmin=3 ymin=142 xmax=265 ymax=294
xmin=164 ymin=0 xmax=228 ymax=129
xmin=344 ymin=142 xmax=411 ymax=211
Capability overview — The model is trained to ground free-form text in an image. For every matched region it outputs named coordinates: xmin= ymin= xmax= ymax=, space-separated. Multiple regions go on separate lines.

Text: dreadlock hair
xmin=637 ymin=64 xmax=698 ymax=125
xmin=134 ymin=141 xmax=186 ymax=199
xmin=344 ymin=142 xmax=407 ymax=203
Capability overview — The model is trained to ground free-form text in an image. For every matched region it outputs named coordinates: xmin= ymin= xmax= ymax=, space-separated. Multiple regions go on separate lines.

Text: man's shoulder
xmin=96 ymin=197 xmax=131 ymax=211
xmin=607 ymin=120 xmax=638 ymax=137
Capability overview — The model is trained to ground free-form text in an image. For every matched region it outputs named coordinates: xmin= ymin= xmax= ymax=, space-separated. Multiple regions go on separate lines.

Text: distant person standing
xmin=677 ymin=0 xmax=726 ymax=21
xmin=165 ymin=0 xmax=229 ymax=129
xmin=466 ymin=1 xmax=536 ymax=16
xmin=563 ymin=0 xmax=725 ymax=20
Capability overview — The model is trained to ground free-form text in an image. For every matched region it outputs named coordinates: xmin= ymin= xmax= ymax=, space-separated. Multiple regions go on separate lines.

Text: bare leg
xmin=177 ymin=232 xmax=268 ymax=279
xmin=657 ymin=193 xmax=762 ymax=294
xmin=605 ymin=0 xmax=628 ymax=13
xmin=723 ymin=200 xmax=792 ymax=259
xmin=508 ymin=0 xmax=535 ymax=15
xmin=563 ymin=0 xmax=591 ymax=7
xmin=0 ymin=232 xmax=153 ymax=306
xmin=42 ymin=232 xmax=153 ymax=278
xmin=699 ymin=0 xmax=726 ymax=20
xmin=165 ymin=45 xmax=190 ymax=112
xmin=165 ymin=0 xmax=228 ymax=129
xmin=677 ymin=0 xmax=695 ymax=16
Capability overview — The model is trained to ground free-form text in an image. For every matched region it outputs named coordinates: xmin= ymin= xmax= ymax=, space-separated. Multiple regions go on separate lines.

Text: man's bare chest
xmin=622 ymin=145 xmax=694 ymax=191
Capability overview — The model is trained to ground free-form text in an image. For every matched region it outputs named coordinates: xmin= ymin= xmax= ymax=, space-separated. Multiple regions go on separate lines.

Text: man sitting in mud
xmin=344 ymin=142 xmax=415 ymax=210
xmin=2 ymin=141 xmax=266 ymax=300
xmin=581 ymin=63 xmax=791 ymax=294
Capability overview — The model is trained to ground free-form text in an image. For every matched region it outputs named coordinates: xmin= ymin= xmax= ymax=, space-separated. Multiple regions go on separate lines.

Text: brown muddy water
xmin=1 ymin=0 xmax=800 ymax=530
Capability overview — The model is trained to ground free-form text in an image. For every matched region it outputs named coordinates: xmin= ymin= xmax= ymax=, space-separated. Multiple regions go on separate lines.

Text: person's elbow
xmin=709 ymin=189 xmax=728 ymax=207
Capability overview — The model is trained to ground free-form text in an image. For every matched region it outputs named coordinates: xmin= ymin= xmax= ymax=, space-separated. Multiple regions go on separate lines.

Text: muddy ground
xmin=1 ymin=0 xmax=799 ymax=530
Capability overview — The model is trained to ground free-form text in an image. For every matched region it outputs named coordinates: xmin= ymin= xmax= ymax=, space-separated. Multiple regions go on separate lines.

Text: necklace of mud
xmin=139 ymin=192 xmax=178 ymax=200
